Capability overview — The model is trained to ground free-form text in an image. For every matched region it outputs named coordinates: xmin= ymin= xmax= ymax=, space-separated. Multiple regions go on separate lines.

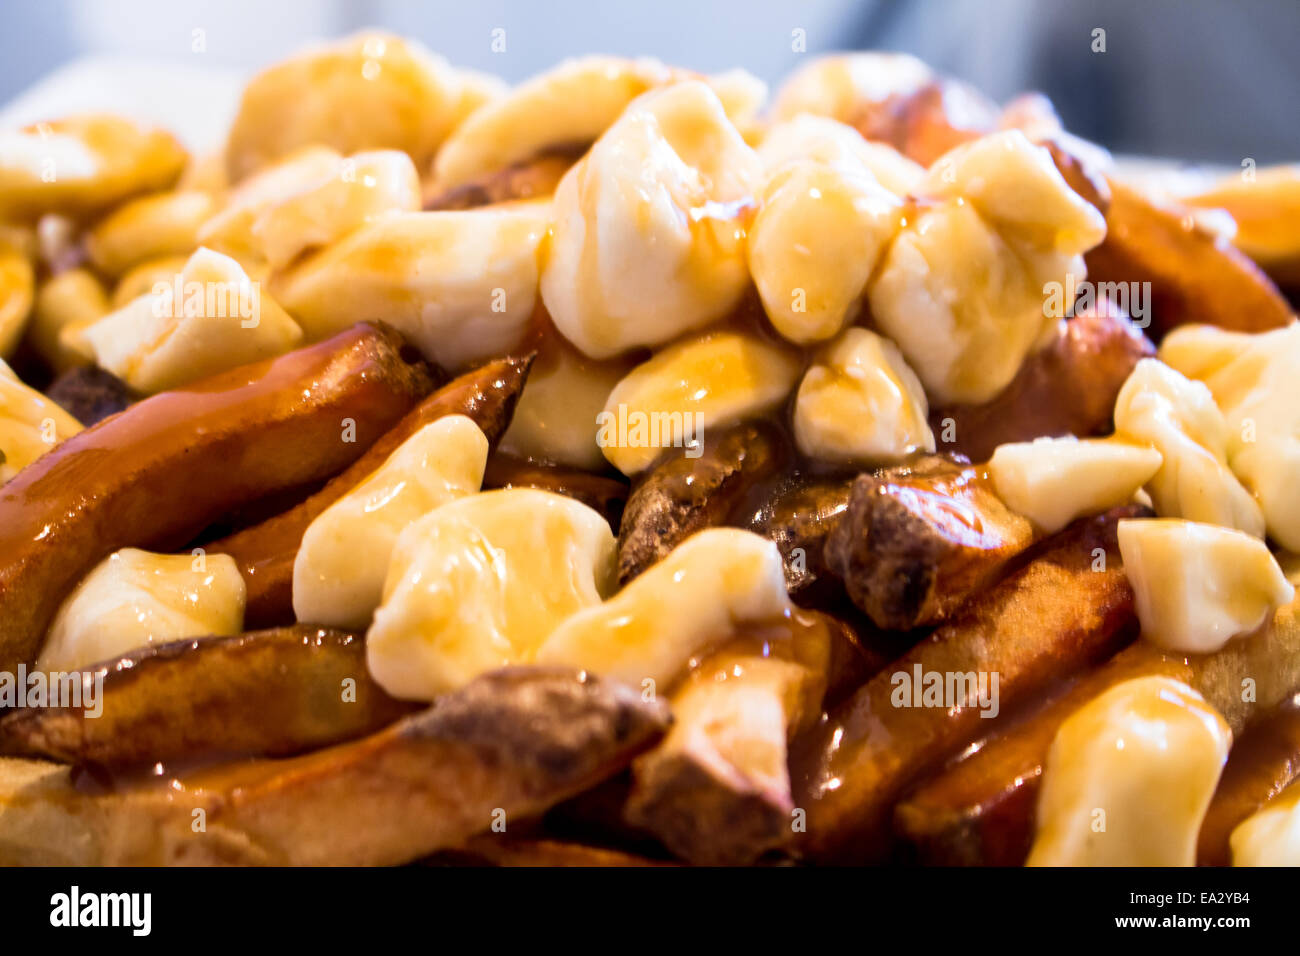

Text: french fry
xmin=623 ymin=611 xmax=832 ymax=865
xmin=745 ymin=475 xmax=855 ymax=599
xmin=210 ymin=353 xmax=531 ymax=626
xmin=44 ymin=365 xmax=134 ymax=426
xmin=0 ymin=668 xmax=668 ymax=865
xmin=0 ymin=323 xmax=434 ymax=673
xmin=424 ymin=149 xmax=580 ymax=211
xmin=616 ymin=421 xmax=783 ymax=584
xmin=483 ymin=452 xmax=629 ymax=530
xmin=1084 ymin=179 xmax=1295 ymax=338
xmin=792 ymin=507 xmax=1142 ymax=864
xmin=0 ymin=625 xmax=418 ymax=770
xmin=930 ymin=302 xmax=1154 ymax=463
xmin=1184 ymin=165 xmax=1300 ymax=289
xmin=1198 ymin=692 xmax=1300 ymax=867
xmin=896 ymin=593 xmax=1300 ymax=865
xmin=852 ymin=80 xmax=997 ymax=167
xmin=823 ymin=456 xmax=1038 ymax=630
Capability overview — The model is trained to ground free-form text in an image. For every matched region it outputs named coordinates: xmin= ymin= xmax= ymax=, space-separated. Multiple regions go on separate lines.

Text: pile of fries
xmin=1 ymin=33 xmax=1299 ymax=866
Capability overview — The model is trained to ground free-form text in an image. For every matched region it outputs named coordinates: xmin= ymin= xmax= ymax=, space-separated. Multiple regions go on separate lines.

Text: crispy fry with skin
xmin=624 ymin=611 xmax=832 ymax=865
xmin=424 ymin=149 xmax=581 ymax=211
xmin=743 ymin=475 xmax=855 ymax=599
xmin=896 ymin=594 xmax=1300 ymax=866
xmin=0 ymin=323 xmax=433 ymax=673
xmin=616 ymin=422 xmax=784 ymax=584
xmin=824 ymin=456 xmax=1037 ymax=630
xmin=792 ymin=507 xmax=1143 ymax=864
xmin=483 ymin=452 xmax=629 ymax=530
xmin=1084 ymin=179 xmax=1295 ymax=338
xmin=210 ymin=354 xmax=531 ymax=626
xmin=0 ymin=626 xmax=418 ymax=770
xmin=44 ymin=365 xmax=135 ymax=426
xmin=930 ymin=302 xmax=1154 ymax=463
xmin=0 ymin=668 xmax=668 ymax=865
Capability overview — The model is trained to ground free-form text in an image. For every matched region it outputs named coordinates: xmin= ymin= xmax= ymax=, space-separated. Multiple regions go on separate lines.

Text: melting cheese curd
xmin=1028 ymin=676 xmax=1231 ymax=867
xmin=0 ymin=238 xmax=33 ymax=360
xmin=29 ymin=268 xmax=109 ymax=372
xmin=293 ymin=415 xmax=489 ymax=630
xmin=989 ymin=436 xmax=1163 ymax=534
xmin=366 ymin=489 xmax=616 ymax=700
xmin=37 ymin=548 xmax=246 ymax=673
xmin=252 ymin=149 xmax=421 ymax=270
xmin=867 ymin=130 xmax=1107 ymax=405
xmin=86 ymin=189 xmax=216 ymax=277
xmin=770 ymin=52 xmax=934 ymax=124
xmin=0 ymin=358 xmax=82 ymax=482
xmin=540 ymin=81 xmax=762 ymax=359
xmin=81 ymin=246 xmax=303 ymax=394
xmin=600 ymin=330 xmax=803 ymax=475
xmin=1113 ymin=358 xmax=1265 ymax=536
xmin=748 ymin=159 xmax=901 ymax=345
xmin=270 ymin=201 xmax=549 ymax=371
xmin=1160 ymin=321 xmax=1300 ymax=551
xmin=757 ymin=114 xmax=925 ymax=196
xmin=1118 ymin=518 xmax=1293 ymax=654
xmin=1230 ymin=782 xmax=1300 ymax=866
xmin=536 ymin=529 xmax=793 ymax=691
xmin=793 ymin=327 xmax=933 ymax=465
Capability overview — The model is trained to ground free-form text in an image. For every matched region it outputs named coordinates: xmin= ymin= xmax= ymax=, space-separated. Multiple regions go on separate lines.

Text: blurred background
xmin=1 ymin=0 xmax=1297 ymax=161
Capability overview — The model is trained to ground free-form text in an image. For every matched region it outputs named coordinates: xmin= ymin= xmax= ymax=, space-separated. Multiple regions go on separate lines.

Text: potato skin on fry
xmin=824 ymin=456 xmax=1037 ymax=630
xmin=616 ymin=421 xmax=784 ymax=584
xmin=793 ymin=507 xmax=1143 ymax=864
xmin=0 ymin=668 xmax=669 ymax=865
xmin=210 ymin=353 xmax=531 ymax=626
xmin=424 ymin=149 xmax=580 ymax=211
xmin=930 ymin=302 xmax=1154 ymax=463
xmin=743 ymin=474 xmax=855 ymax=599
xmin=1085 ymin=179 xmax=1295 ymax=339
xmin=0 ymin=323 xmax=433 ymax=673
xmin=0 ymin=625 xmax=418 ymax=770
xmin=896 ymin=588 xmax=1300 ymax=866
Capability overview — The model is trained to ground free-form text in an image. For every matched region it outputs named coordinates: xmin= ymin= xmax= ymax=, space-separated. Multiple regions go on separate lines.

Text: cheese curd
xmin=1113 ymin=359 xmax=1265 ymax=536
xmin=0 ymin=114 xmax=187 ymax=219
xmin=37 ymin=548 xmax=246 ymax=673
xmin=1230 ymin=782 xmax=1300 ymax=866
xmin=253 ymin=150 xmax=421 ymax=270
xmin=366 ymin=489 xmax=616 ymax=700
xmin=989 ymin=436 xmax=1163 ymax=534
xmin=793 ymin=327 xmax=933 ymax=465
xmin=919 ymin=131 xmax=1107 ymax=254
xmin=432 ymin=56 xmax=765 ymax=189
xmin=293 ymin=415 xmax=489 ymax=630
xmin=0 ymin=358 xmax=82 ymax=482
xmin=600 ymin=330 xmax=802 ymax=475
xmin=866 ymin=132 xmax=1106 ymax=405
xmin=0 ymin=239 xmax=33 ymax=359
xmin=81 ymin=246 xmax=303 ymax=394
xmin=225 ymin=32 xmax=463 ymax=181
xmin=86 ymin=190 xmax=215 ymax=276
xmin=757 ymin=115 xmax=925 ymax=195
xmin=748 ymin=159 xmax=901 ymax=344
xmin=1159 ymin=322 xmax=1300 ymax=550
xmin=29 ymin=268 xmax=108 ymax=371
xmin=196 ymin=145 xmax=343 ymax=270
xmin=498 ymin=331 xmax=635 ymax=471
xmin=1118 ymin=518 xmax=1293 ymax=654
xmin=1027 ymin=676 xmax=1231 ymax=867
xmin=771 ymin=52 xmax=934 ymax=124
xmin=540 ymin=81 xmax=762 ymax=359
xmin=270 ymin=203 xmax=548 ymax=371
xmin=536 ymin=528 xmax=793 ymax=689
